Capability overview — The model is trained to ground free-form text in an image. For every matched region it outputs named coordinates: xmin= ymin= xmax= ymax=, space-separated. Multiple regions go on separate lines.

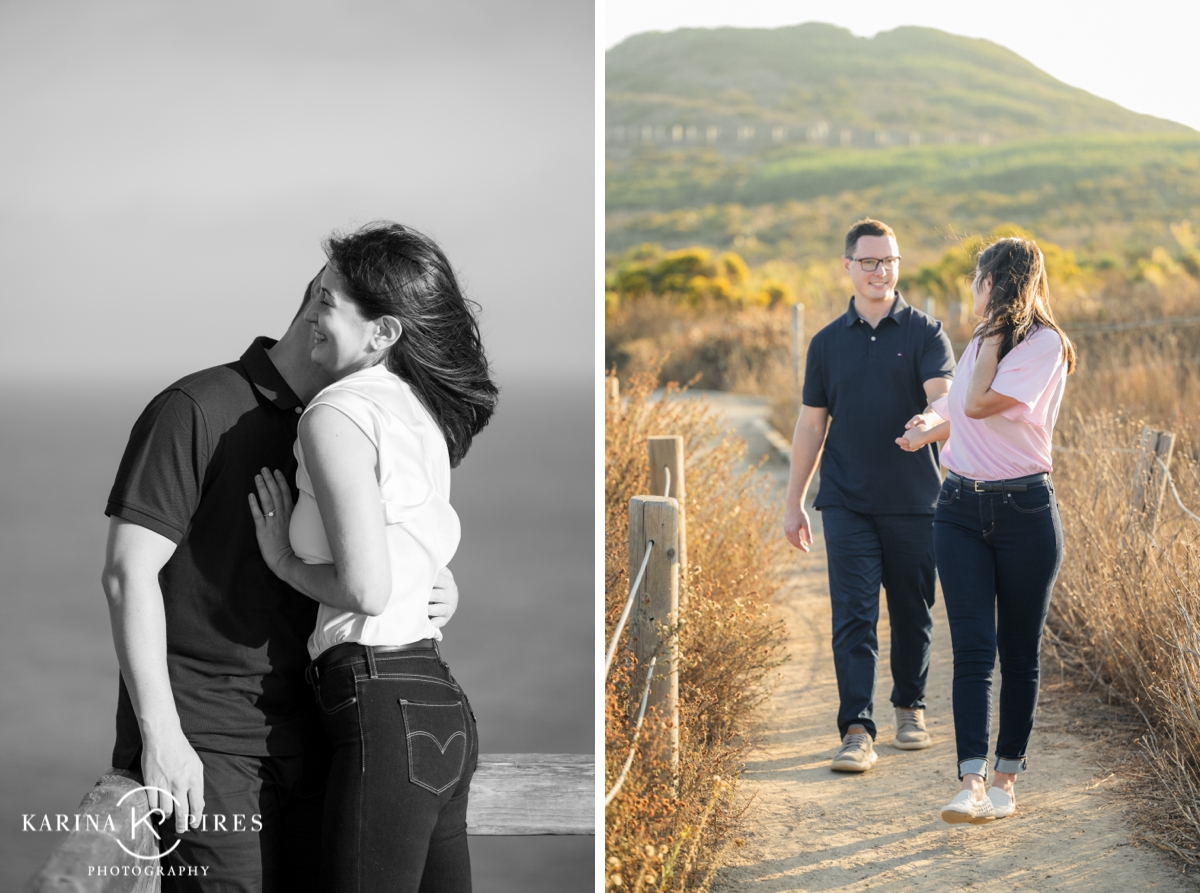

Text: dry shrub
xmin=605 ymin=296 xmax=837 ymax=397
xmin=1049 ymin=335 xmax=1200 ymax=861
xmin=604 ymin=365 xmax=788 ymax=892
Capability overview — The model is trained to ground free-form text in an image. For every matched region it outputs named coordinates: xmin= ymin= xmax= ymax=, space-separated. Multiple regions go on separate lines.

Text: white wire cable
xmin=604 ymin=542 xmax=654 ymax=677
xmin=1156 ymin=457 xmax=1200 ymax=524
xmin=604 ymin=656 xmax=657 ymax=807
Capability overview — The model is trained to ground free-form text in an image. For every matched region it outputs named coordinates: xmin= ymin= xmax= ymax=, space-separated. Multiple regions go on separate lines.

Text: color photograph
xmin=603 ymin=2 xmax=1200 ymax=889
xmin=0 ymin=3 xmax=594 ymax=891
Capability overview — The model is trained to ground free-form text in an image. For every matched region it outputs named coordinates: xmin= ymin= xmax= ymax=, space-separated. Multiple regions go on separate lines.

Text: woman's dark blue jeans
xmin=932 ymin=474 xmax=1063 ymax=780
xmin=308 ymin=644 xmax=478 ymax=893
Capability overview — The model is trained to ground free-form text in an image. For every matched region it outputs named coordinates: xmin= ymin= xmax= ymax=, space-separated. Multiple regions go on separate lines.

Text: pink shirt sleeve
xmin=989 ymin=327 xmax=1064 ymax=426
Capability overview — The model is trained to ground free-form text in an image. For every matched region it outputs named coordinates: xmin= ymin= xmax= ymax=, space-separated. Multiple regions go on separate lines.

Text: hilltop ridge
xmin=607 ymin=23 xmax=1189 ymax=146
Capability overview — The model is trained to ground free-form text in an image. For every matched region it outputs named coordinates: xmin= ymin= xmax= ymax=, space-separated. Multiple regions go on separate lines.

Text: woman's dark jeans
xmin=933 ymin=474 xmax=1063 ymax=780
xmin=309 ymin=645 xmax=478 ymax=893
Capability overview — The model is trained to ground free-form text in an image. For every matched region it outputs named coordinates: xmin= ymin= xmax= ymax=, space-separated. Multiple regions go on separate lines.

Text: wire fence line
xmin=605 ymin=541 xmax=655 ymax=677
xmin=1064 ymin=314 xmax=1200 ymax=338
xmin=604 ymin=656 xmax=657 ymax=807
xmin=1159 ymin=457 xmax=1200 ymax=525
xmin=1051 ymin=443 xmax=1200 ymax=526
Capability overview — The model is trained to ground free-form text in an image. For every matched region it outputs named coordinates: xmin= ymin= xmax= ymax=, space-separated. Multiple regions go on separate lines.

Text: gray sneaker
xmin=893 ymin=707 xmax=932 ymax=750
xmin=831 ymin=726 xmax=877 ymax=772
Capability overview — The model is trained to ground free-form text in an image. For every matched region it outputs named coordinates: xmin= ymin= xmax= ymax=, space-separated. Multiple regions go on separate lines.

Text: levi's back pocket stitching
xmin=399 ymin=699 xmax=468 ymax=795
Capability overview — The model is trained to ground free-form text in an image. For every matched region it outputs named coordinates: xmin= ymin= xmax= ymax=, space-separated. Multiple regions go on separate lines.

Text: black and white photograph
xmin=0 ymin=3 xmax=594 ymax=891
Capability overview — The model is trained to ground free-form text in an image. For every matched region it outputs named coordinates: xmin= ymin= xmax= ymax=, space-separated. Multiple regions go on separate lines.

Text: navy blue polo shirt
xmin=802 ymin=292 xmax=955 ymax=514
xmin=106 ymin=337 xmax=320 ymax=764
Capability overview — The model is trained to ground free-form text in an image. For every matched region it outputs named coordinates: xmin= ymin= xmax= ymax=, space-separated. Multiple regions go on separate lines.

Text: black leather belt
xmin=310 ymin=639 xmax=437 ymax=679
xmin=945 ymin=470 xmax=1049 ymax=493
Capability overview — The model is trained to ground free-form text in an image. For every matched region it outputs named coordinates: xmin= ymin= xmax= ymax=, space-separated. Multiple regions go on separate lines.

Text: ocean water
xmin=0 ymin=376 xmax=594 ymax=891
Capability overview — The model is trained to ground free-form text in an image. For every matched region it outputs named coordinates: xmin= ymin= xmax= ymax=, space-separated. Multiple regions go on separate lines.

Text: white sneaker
xmin=940 ymin=790 xmax=996 ymax=824
xmin=987 ymin=786 xmax=1016 ymax=818
xmin=893 ymin=707 xmax=932 ymax=750
xmin=830 ymin=728 xmax=877 ymax=772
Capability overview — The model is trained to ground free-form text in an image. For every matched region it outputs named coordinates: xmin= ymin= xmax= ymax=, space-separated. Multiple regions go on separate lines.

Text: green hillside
xmin=607 ymin=23 xmax=1186 ymax=142
xmin=605 ymin=24 xmax=1200 ymax=266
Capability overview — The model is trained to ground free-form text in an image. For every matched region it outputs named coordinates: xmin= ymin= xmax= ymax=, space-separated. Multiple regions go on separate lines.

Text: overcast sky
xmin=606 ymin=0 xmax=1200 ymax=133
xmin=0 ymin=1 xmax=592 ymax=385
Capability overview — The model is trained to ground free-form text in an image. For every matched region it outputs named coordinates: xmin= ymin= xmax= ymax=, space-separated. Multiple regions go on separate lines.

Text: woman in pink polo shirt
xmin=897 ymin=237 xmax=1076 ymax=824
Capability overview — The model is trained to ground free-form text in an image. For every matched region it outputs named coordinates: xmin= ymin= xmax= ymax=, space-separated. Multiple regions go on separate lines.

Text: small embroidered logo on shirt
xmin=897 ymin=352 xmax=903 ymax=357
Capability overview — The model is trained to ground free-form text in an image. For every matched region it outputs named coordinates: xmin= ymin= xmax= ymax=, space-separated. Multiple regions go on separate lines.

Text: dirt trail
xmin=690 ymin=392 xmax=1194 ymax=893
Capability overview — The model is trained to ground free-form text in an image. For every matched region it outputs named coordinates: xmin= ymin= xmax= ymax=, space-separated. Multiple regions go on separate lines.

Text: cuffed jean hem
xmin=958 ymin=758 xmax=989 ymax=781
xmin=995 ymin=756 xmax=1028 ymax=774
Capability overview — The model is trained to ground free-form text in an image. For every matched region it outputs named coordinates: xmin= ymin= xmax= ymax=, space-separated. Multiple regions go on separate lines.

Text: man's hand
xmin=141 ymin=725 xmax=205 ymax=834
xmin=429 ymin=567 xmax=459 ymax=629
xmin=784 ymin=504 xmax=814 ymax=553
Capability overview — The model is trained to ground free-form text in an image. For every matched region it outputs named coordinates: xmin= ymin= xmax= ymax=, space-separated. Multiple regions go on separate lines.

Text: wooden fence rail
xmin=26 ymin=754 xmax=594 ymax=892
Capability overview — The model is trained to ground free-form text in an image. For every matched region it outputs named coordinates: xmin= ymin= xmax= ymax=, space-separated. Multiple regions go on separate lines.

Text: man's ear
xmin=372 ymin=315 xmax=403 ymax=351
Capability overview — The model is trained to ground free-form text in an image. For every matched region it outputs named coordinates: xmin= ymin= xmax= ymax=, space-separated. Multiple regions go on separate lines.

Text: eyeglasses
xmin=847 ymin=256 xmax=901 ymax=271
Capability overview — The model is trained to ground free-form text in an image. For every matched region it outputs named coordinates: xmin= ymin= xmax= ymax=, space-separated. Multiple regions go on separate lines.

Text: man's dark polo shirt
xmin=106 ymin=337 xmax=319 ymax=766
xmin=802 ymin=293 xmax=955 ymax=515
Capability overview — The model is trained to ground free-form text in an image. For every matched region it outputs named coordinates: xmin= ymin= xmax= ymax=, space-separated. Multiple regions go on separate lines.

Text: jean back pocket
xmin=399 ymin=699 xmax=468 ymax=795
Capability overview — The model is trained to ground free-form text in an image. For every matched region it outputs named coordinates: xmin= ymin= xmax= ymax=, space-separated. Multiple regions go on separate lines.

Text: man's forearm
xmin=103 ymin=571 xmax=183 ymax=740
xmin=785 ymin=420 xmax=826 ymax=511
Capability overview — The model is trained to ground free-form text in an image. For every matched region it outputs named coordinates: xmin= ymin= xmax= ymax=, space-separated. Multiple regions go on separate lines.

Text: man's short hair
xmin=844 ymin=219 xmax=896 ymax=257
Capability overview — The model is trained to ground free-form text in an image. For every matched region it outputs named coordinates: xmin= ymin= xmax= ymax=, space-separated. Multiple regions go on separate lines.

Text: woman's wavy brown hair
xmin=324 ymin=221 xmax=498 ymax=467
xmin=975 ymin=237 xmax=1076 ymax=373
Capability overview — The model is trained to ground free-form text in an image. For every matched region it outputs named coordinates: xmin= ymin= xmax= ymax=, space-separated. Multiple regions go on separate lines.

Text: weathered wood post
xmin=1131 ymin=427 xmax=1176 ymax=532
xmin=605 ymin=376 xmax=620 ymax=415
xmin=791 ymin=303 xmax=805 ymax=419
xmin=627 ymin=495 xmax=680 ymax=777
xmin=27 ymin=755 xmax=596 ymax=889
xmin=647 ymin=436 xmax=687 ymax=602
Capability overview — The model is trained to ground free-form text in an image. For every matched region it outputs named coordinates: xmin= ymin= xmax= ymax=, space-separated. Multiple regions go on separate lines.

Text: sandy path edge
xmin=688 ymin=392 xmax=1195 ymax=893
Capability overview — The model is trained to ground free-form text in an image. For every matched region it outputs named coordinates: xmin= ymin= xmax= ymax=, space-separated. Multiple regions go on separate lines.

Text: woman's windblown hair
xmin=975 ymin=237 xmax=1076 ymax=374
xmin=324 ymin=221 xmax=498 ymax=466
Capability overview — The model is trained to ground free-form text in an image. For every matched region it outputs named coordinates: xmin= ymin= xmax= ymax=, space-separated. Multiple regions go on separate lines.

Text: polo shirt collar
xmin=240 ymin=337 xmax=303 ymax=410
xmin=842 ymin=291 xmax=909 ymax=327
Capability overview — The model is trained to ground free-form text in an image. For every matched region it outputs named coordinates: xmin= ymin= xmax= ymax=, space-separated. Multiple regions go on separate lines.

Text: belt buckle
xmin=973 ymin=480 xmax=986 ymax=493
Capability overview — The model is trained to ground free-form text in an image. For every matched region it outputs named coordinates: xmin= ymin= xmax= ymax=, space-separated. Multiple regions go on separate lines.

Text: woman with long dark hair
xmin=897 ymin=237 xmax=1075 ymax=824
xmin=248 ymin=221 xmax=497 ymax=890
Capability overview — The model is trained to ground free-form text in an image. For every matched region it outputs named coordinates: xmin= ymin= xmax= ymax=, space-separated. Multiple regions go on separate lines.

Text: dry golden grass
xmin=604 ymin=366 xmax=789 ymax=892
xmin=604 ymin=275 xmax=1200 ymax=873
xmin=1039 ymin=329 xmax=1200 ymax=862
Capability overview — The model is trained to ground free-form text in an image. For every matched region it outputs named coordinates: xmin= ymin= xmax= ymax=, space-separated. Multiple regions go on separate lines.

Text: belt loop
xmin=365 ymin=645 xmax=379 ymax=679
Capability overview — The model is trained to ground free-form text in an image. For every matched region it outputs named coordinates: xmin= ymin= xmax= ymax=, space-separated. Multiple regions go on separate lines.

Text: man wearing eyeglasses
xmin=783 ymin=218 xmax=955 ymax=773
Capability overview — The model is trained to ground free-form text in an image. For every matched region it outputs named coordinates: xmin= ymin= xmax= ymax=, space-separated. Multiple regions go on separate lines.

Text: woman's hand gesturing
xmin=895 ymin=411 xmax=939 ymax=452
xmin=249 ymin=468 xmax=296 ymax=575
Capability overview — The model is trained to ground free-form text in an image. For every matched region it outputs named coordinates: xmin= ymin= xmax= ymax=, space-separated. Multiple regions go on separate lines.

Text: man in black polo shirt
xmin=783 ymin=218 xmax=955 ymax=773
xmin=101 ymin=278 xmax=456 ymax=890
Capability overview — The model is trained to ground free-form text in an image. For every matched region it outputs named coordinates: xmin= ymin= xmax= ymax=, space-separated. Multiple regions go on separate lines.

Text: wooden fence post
xmin=605 ymin=376 xmax=620 ymax=414
xmin=627 ymin=495 xmax=680 ymax=778
xmin=647 ymin=436 xmax=687 ymax=601
xmin=1131 ymin=426 xmax=1175 ymax=532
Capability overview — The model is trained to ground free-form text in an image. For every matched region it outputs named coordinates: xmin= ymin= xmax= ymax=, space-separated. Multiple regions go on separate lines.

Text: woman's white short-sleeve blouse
xmin=289 ymin=365 xmax=461 ymax=658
